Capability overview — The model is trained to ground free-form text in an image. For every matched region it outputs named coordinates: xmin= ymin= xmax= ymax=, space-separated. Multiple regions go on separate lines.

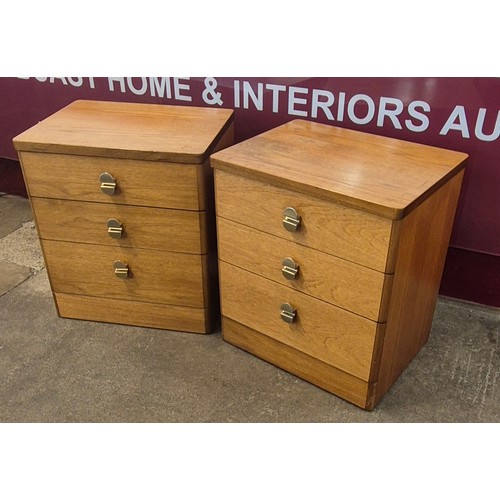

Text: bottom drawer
xmin=222 ymin=317 xmax=372 ymax=409
xmin=55 ymin=293 xmax=212 ymax=334
xmin=43 ymin=240 xmax=208 ymax=308
xmin=219 ymin=261 xmax=384 ymax=382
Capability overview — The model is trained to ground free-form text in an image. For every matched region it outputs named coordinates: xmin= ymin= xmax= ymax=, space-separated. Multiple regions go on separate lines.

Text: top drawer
xmin=19 ymin=152 xmax=204 ymax=211
xmin=215 ymin=169 xmax=395 ymax=273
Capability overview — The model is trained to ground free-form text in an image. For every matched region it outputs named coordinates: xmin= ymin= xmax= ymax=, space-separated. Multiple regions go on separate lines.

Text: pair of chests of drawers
xmin=19 ymin=151 xmax=214 ymax=333
xmin=215 ymin=169 xmax=397 ymax=392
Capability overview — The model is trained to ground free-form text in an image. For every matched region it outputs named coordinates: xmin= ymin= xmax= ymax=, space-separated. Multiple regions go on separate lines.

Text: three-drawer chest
xmin=13 ymin=100 xmax=234 ymax=334
xmin=211 ymin=120 xmax=468 ymax=409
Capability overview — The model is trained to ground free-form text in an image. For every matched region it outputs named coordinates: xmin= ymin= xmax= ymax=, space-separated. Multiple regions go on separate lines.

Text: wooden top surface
xmin=211 ymin=120 xmax=468 ymax=219
xmin=13 ymin=100 xmax=234 ymax=163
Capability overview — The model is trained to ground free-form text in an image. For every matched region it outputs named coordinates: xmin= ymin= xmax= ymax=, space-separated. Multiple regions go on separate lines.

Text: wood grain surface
xmin=56 ymin=293 xmax=211 ymax=334
xmin=216 ymin=217 xmax=393 ymax=322
xmin=222 ymin=317 xmax=370 ymax=408
xmin=371 ymin=171 xmax=465 ymax=404
xmin=215 ymin=169 xmax=394 ymax=272
xmin=212 ymin=119 xmax=467 ymax=409
xmin=13 ymin=100 xmax=234 ymax=163
xmin=211 ymin=119 xmax=468 ymax=219
xmin=219 ymin=261 xmax=383 ymax=381
xmin=14 ymin=100 xmax=234 ymax=335
xmin=32 ymin=198 xmax=207 ymax=254
xmin=20 ymin=152 xmax=204 ymax=210
xmin=43 ymin=240 xmax=208 ymax=308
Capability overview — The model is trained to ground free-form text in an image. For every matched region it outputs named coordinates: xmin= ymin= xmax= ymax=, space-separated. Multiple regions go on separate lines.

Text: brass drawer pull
xmin=107 ymin=218 xmax=124 ymax=239
xmin=280 ymin=302 xmax=296 ymax=323
xmin=114 ymin=260 xmax=130 ymax=279
xmin=100 ymin=172 xmax=117 ymax=195
xmin=283 ymin=207 xmax=301 ymax=232
xmin=282 ymin=257 xmax=299 ymax=280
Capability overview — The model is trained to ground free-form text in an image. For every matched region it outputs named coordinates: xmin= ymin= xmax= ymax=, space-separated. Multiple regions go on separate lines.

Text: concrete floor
xmin=0 ymin=194 xmax=499 ymax=422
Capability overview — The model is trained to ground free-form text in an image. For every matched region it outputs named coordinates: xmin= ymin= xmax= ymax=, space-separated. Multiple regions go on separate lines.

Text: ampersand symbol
xmin=202 ymin=77 xmax=223 ymax=106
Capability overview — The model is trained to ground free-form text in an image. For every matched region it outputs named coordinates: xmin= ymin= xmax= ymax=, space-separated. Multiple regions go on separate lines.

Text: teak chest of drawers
xmin=13 ymin=100 xmax=234 ymax=334
xmin=211 ymin=120 xmax=468 ymax=409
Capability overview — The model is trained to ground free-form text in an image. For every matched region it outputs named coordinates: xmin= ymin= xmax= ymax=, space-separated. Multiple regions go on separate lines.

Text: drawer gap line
xmin=216 ymin=214 xmax=393 ymax=274
xmin=219 ymin=258 xmax=388 ymax=325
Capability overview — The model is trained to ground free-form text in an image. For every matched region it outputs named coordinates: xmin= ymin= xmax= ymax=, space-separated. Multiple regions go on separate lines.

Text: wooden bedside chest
xmin=210 ymin=120 xmax=468 ymax=409
xmin=13 ymin=100 xmax=233 ymax=334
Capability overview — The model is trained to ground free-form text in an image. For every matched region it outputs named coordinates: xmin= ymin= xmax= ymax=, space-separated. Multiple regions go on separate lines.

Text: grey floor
xmin=1 ymin=194 xmax=499 ymax=423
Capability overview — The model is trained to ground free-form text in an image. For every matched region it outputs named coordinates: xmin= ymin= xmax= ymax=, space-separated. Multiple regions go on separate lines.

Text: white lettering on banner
xmin=20 ymin=77 xmax=96 ymax=89
xmin=337 ymin=92 xmax=346 ymax=122
xmin=266 ymin=84 xmax=287 ymax=113
xmin=243 ymin=81 xmax=264 ymax=111
xmin=288 ymin=87 xmax=309 ymax=117
xmin=347 ymin=94 xmax=376 ymax=125
xmin=230 ymin=81 xmax=435 ymax=134
xmin=68 ymin=77 xmax=94 ymax=89
xmin=311 ymin=89 xmax=335 ymax=120
xmin=108 ymin=77 xmax=126 ymax=93
xmin=405 ymin=101 xmax=431 ymax=132
xmin=67 ymin=78 xmax=83 ymax=87
xmin=475 ymin=108 xmax=500 ymax=142
xmin=16 ymin=78 xmax=499 ymax=142
xmin=377 ymin=97 xmax=404 ymax=129
xmin=150 ymin=77 xmax=172 ymax=99
xmin=173 ymin=78 xmax=192 ymax=102
xmin=127 ymin=77 xmax=148 ymax=96
xmin=440 ymin=106 xmax=500 ymax=140
xmin=107 ymin=77 xmax=192 ymax=102
xmin=48 ymin=77 xmax=68 ymax=85
xmin=233 ymin=80 xmax=240 ymax=108
xmin=202 ymin=78 xmax=223 ymax=106
xmin=440 ymin=106 xmax=470 ymax=138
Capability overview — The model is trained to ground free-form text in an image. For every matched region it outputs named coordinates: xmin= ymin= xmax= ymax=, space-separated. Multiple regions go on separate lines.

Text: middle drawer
xmin=42 ymin=240 xmax=208 ymax=308
xmin=217 ymin=217 xmax=392 ymax=322
xmin=32 ymin=198 xmax=206 ymax=254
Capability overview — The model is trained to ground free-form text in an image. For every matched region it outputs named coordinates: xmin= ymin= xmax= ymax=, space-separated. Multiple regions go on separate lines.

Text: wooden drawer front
xmin=20 ymin=152 xmax=203 ymax=210
xmin=222 ymin=317 xmax=370 ymax=408
xmin=55 ymin=293 xmax=210 ymax=334
xmin=219 ymin=261 xmax=381 ymax=381
xmin=43 ymin=240 xmax=207 ymax=308
xmin=32 ymin=198 xmax=206 ymax=254
xmin=217 ymin=217 xmax=391 ymax=322
xmin=215 ymin=170 xmax=394 ymax=273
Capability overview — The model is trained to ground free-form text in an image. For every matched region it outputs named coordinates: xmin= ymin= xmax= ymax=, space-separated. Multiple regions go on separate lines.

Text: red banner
xmin=1 ymin=77 xmax=498 ymax=257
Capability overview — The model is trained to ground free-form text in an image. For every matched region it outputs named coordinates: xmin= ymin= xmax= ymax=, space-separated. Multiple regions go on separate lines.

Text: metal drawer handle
xmin=100 ymin=172 xmax=117 ymax=195
xmin=283 ymin=207 xmax=301 ymax=232
xmin=282 ymin=257 xmax=299 ymax=280
xmin=107 ymin=218 xmax=124 ymax=239
xmin=114 ymin=260 xmax=130 ymax=279
xmin=280 ymin=302 xmax=296 ymax=323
